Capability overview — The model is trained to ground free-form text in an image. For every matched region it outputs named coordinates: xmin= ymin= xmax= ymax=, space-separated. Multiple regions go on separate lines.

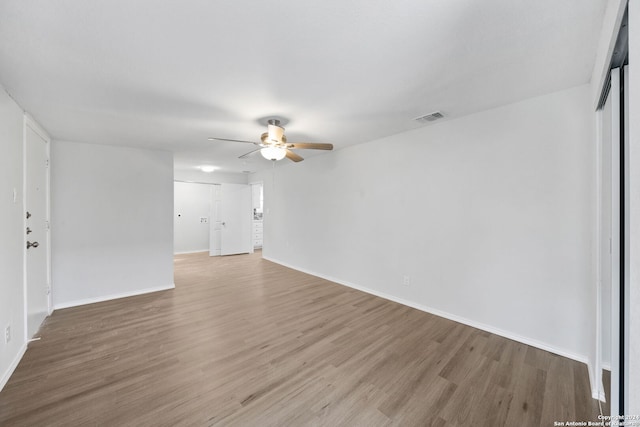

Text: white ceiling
xmin=0 ymin=0 xmax=607 ymax=174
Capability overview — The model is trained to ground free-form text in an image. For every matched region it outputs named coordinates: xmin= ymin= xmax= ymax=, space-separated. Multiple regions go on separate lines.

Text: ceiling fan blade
xmin=208 ymin=137 xmax=259 ymax=145
xmin=285 ymin=149 xmax=304 ymax=162
xmin=288 ymin=142 xmax=333 ymax=150
xmin=238 ymin=148 xmax=262 ymax=159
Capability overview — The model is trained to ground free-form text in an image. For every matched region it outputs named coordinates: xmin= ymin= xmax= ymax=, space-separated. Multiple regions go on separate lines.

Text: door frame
xmin=595 ymin=101 xmax=605 ymax=402
xmin=595 ymin=69 xmax=621 ymax=403
xmin=610 ymin=68 xmax=622 ymax=415
xmin=596 ymin=65 xmax=629 ymax=415
xmin=23 ymin=113 xmax=52 ymax=341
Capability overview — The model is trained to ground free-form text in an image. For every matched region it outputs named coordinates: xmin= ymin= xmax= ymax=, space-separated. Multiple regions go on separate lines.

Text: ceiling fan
xmin=208 ymin=119 xmax=333 ymax=162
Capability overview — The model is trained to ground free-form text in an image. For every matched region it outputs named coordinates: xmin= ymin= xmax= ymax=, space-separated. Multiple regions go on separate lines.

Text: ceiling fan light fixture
xmin=210 ymin=118 xmax=332 ymax=164
xmin=260 ymin=146 xmax=286 ymax=161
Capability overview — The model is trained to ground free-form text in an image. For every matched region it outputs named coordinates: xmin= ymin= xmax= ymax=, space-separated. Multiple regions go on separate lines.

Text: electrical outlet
xmin=402 ymin=275 xmax=410 ymax=286
xmin=4 ymin=324 xmax=11 ymax=344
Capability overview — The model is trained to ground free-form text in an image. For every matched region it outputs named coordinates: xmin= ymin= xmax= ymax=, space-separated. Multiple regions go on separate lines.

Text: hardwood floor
xmin=1 ymin=252 xmax=602 ymax=426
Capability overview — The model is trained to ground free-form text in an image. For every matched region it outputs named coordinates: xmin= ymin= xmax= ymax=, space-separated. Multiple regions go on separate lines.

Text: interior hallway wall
xmin=51 ymin=141 xmax=174 ymax=308
xmin=174 ymin=169 xmax=248 ymax=185
xmin=174 ymin=181 xmax=213 ymax=254
xmin=0 ymin=87 xmax=27 ymax=390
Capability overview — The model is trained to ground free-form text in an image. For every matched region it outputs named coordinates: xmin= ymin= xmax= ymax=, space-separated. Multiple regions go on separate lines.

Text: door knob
xmin=26 ymin=241 xmax=39 ymax=249
xmin=222 ymin=222 xmax=226 ymax=226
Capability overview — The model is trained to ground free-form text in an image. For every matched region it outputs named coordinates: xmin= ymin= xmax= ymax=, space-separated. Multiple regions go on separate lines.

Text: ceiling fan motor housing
xmin=261 ymin=132 xmax=287 ymax=146
xmin=267 ymin=120 xmax=285 ymax=144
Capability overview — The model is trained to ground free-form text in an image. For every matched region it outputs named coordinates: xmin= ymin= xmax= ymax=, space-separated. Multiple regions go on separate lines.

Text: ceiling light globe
xmin=260 ymin=146 xmax=286 ymax=161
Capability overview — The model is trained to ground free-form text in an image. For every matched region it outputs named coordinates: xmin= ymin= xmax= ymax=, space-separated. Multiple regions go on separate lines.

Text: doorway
xmin=173 ymin=181 xmax=253 ymax=257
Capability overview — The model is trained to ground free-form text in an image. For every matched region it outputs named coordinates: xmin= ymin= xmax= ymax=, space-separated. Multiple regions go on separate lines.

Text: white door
xmin=600 ymin=68 xmax=621 ymax=415
xmin=25 ymin=121 xmax=50 ymax=339
xmin=220 ymin=183 xmax=251 ymax=256
xmin=209 ymin=184 xmax=222 ymax=256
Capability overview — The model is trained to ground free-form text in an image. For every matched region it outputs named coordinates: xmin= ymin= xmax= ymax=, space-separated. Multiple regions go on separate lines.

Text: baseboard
xmin=264 ymin=256 xmax=590 ymax=366
xmin=588 ymin=362 xmax=612 ymax=401
xmin=174 ymin=250 xmax=209 ymax=255
xmin=53 ymin=284 xmax=175 ymax=310
xmin=0 ymin=342 xmax=27 ymax=392
xmin=593 ymin=384 xmax=607 ymax=401
xmin=587 ymin=362 xmax=608 ymax=401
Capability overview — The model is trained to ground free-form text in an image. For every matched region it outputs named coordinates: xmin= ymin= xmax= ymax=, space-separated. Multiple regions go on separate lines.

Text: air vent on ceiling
xmin=414 ymin=111 xmax=445 ymax=124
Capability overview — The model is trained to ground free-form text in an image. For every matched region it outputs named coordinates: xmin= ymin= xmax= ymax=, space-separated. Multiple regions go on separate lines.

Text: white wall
xmin=51 ymin=141 xmax=174 ymax=308
xmin=0 ymin=87 xmax=27 ymax=390
xmin=255 ymin=84 xmax=595 ymax=364
xmin=174 ymin=169 xmax=248 ymax=185
xmin=174 ymin=181 xmax=213 ymax=254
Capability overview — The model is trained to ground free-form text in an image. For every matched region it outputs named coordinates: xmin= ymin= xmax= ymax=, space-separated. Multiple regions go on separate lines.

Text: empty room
xmin=0 ymin=0 xmax=638 ymax=426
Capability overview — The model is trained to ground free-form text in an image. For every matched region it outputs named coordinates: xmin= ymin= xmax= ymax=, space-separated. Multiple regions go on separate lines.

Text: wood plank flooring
xmin=0 ymin=252 xmax=604 ymax=426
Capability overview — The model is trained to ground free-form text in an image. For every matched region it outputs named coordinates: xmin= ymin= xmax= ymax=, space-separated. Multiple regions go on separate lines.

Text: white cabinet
xmin=250 ymin=183 xmax=263 ymax=248
xmin=253 ymin=221 xmax=263 ymax=248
